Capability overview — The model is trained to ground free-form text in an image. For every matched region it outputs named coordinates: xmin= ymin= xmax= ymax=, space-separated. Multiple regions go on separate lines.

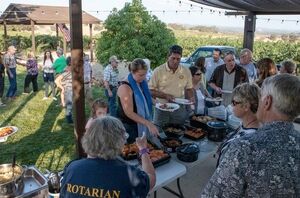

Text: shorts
xmin=43 ymin=72 xmax=54 ymax=82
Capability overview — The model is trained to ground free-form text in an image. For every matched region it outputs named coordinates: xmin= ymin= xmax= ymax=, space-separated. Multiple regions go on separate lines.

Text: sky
xmin=1 ymin=0 xmax=300 ymax=33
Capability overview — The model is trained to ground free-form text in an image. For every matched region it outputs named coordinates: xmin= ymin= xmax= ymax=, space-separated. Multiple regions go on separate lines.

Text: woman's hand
xmin=146 ymin=121 xmax=159 ymax=136
xmin=136 ymin=132 xmax=147 ymax=150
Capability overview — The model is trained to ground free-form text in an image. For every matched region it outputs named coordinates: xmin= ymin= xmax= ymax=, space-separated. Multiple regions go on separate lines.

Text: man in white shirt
xmin=205 ymin=48 xmax=224 ymax=93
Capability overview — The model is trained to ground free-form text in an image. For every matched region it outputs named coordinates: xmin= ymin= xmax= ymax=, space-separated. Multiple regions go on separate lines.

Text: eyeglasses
xmin=194 ymin=73 xmax=202 ymax=76
xmin=232 ymin=99 xmax=242 ymax=106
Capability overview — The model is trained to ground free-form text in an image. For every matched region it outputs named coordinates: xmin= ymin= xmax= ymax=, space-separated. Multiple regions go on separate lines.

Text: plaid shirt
xmin=103 ymin=64 xmax=119 ymax=87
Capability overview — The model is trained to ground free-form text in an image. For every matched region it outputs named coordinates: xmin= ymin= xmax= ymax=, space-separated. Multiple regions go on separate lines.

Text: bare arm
xmin=150 ymin=89 xmax=174 ymax=102
xmin=136 ymin=133 xmax=156 ymax=190
xmin=118 ymin=85 xmax=159 ymax=135
xmin=186 ymin=88 xmax=194 ymax=102
xmin=209 ymin=82 xmax=222 ymax=94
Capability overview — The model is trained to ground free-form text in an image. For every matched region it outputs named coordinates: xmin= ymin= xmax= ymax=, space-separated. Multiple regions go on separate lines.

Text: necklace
xmin=244 ymin=118 xmax=257 ymax=128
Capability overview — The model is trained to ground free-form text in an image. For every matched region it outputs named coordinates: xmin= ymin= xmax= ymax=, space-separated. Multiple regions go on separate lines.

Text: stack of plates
xmin=207 ymin=105 xmax=227 ymax=121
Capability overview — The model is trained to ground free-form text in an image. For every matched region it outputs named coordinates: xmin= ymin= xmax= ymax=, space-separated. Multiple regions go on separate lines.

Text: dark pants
xmin=105 ymin=86 xmax=117 ymax=117
xmin=24 ymin=74 xmax=38 ymax=93
xmin=0 ymin=73 xmax=4 ymax=98
xmin=6 ymin=68 xmax=17 ymax=98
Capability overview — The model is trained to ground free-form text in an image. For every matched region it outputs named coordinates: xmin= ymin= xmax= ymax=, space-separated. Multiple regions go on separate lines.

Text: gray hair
xmin=56 ymin=48 xmax=63 ymax=55
xmin=281 ymin=60 xmax=296 ymax=74
xmin=240 ymin=48 xmax=253 ymax=59
xmin=232 ymin=83 xmax=261 ymax=113
xmin=261 ymin=74 xmax=300 ymax=120
xmin=82 ymin=116 xmax=126 ymax=159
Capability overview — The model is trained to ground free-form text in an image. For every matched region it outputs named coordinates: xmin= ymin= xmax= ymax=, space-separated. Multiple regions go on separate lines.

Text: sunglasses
xmin=232 ymin=99 xmax=242 ymax=106
xmin=194 ymin=73 xmax=202 ymax=76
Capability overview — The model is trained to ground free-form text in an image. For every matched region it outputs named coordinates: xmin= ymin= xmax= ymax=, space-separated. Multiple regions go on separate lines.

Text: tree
xmin=95 ymin=0 xmax=176 ymax=67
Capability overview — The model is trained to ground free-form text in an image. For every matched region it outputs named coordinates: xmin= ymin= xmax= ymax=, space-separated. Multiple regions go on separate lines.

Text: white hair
xmin=261 ymin=74 xmax=300 ymax=120
xmin=82 ymin=116 xmax=126 ymax=159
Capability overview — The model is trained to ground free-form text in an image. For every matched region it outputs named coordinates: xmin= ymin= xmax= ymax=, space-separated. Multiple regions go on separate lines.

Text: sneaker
xmin=22 ymin=92 xmax=29 ymax=95
xmin=52 ymin=97 xmax=57 ymax=101
xmin=42 ymin=97 xmax=48 ymax=100
xmin=0 ymin=102 xmax=6 ymax=107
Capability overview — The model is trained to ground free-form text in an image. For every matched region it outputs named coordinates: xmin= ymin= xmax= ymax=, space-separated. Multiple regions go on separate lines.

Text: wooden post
xmin=63 ymin=36 xmax=67 ymax=55
xmin=243 ymin=12 xmax=256 ymax=51
xmin=31 ymin=20 xmax=36 ymax=54
xmin=89 ymin=24 xmax=93 ymax=62
xmin=3 ymin=20 xmax=7 ymax=50
xmin=69 ymin=0 xmax=86 ymax=158
xmin=56 ymin=24 xmax=60 ymax=47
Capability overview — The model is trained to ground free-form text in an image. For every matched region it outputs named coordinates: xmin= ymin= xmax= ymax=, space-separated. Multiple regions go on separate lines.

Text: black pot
xmin=162 ymin=124 xmax=185 ymax=139
xmin=189 ymin=114 xmax=214 ymax=130
xmin=206 ymin=121 xmax=228 ymax=142
xmin=160 ymin=137 xmax=183 ymax=153
xmin=176 ymin=143 xmax=200 ymax=162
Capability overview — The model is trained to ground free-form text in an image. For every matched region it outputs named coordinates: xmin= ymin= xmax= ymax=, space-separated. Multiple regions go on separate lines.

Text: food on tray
xmin=122 ymin=143 xmax=155 ymax=158
xmin=0 ymin=167 xmax=22 ymax=184
xmin=191 ymin=115 xmax=214 ymax=123
xmin=0 ymin=127 xmax=14 ymax=138
xmin=163 ymin=139 xmax=182 ymax=147
xmin=159 ymin=104 xmax=175 ymax=110
xmin=185 ymin=128 xmax=206 ymax=139
xmin=164 ymin=127 xmax=183 ymax=134
xmin=149 ymin=150 xmax=169 ymax=162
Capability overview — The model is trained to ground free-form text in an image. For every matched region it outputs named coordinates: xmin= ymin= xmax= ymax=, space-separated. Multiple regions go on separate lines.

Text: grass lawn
xmin=0 ymin=66 xmax=105 ymax=172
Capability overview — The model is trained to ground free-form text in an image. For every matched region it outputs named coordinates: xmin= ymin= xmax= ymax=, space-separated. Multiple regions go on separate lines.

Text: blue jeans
xmin=105 ymin=86 xmax=117 ymax=117
xmin=6 ymin=68 xmax=17 ymax=98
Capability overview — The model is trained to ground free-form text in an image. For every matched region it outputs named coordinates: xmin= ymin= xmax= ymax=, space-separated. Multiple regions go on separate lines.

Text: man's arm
xmin=150 ymin=89 xmax=174 ymax=102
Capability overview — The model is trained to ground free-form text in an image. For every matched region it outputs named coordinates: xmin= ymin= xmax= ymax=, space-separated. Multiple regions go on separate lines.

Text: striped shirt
xmin=103 ymin=64 xmax=119 ymax=87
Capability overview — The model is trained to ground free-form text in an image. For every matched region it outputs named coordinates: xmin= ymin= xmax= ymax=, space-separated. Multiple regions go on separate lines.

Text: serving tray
xmin=16 ymin=166 xmax=48 ymax=198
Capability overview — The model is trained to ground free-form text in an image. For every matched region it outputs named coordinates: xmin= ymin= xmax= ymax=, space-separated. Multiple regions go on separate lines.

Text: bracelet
xmin=139 ymin=148 xmax=149 ymax=157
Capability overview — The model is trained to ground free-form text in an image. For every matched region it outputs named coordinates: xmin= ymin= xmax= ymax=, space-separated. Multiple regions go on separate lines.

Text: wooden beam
xmin=69 ymin=0 xmax=86 ymax=158
xmin=63 ymin=36 xmax=67 ymax=55
xmin=243 ymin=12 xmax=256 ymax=52
xmin=89 ymin=24 xmax=93 ymax=62
xmin=31 ymin=20 xmax=36 ymax=55
xmin=3 ymin=20 xmax=7 ymax=50
xmin=56 ymin=24 xmax=60 ymax=47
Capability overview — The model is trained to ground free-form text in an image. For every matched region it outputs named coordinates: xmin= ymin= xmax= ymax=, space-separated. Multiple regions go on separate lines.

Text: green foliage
xmin=176 ymin=32 xmax=300 ymax=64
xmin=95 ymin=0 xmax=176 ymax=67
xmin=35 ymin=35 xmax=62 ymax=52
xmin=83 ymin=36 xmax=92 ymax=50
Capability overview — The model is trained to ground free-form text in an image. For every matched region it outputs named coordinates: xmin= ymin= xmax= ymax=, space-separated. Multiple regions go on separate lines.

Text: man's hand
xmin=165 ymin=94 xmax=175 ymax=102
xmin=215 ymin=87 xmax=222 ymax=95
xmin=108 ymin=90 xmax=113 ymax=97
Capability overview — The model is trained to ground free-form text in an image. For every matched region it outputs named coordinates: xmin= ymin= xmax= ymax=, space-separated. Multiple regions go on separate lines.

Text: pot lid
xmin=207 ymin=121 xmax=227 ymax=128
xmin=177 ymin=143 xmax=199 ymax=154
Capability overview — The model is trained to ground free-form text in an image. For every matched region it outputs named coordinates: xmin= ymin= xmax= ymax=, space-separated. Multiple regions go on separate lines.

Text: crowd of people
xmin=0 ymin=43 xmax=299 ymax=197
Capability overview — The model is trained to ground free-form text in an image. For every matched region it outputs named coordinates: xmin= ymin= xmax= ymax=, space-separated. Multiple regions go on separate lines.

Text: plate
xmin=221 ymin=90 xmax=233 ymax=94
xmin=174 ymin=98 xmax=193 ymax=105
xmin=0 ymin=126 xmax=18 ymax=142
xmin=205 ymin=97 xmax=223 ymax=102
xmin=155 ymin=103 xmax=180 ymax=112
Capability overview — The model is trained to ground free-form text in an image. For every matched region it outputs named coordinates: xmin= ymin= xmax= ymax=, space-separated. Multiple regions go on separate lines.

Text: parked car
xmin=180 ymin=45 xmax=238 ymax=68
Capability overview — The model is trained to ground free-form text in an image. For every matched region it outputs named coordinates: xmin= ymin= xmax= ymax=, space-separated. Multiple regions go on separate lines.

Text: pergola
xmin=190 ymin=0 xmax=300 ymax=51
xmin=0 ymin=3 xmax=101 ymax=60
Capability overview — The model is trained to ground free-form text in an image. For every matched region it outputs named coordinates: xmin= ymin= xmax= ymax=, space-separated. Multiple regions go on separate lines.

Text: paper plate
xmin=221 ymin=90 xmax=233 ymax=94
xmin=205 ymin=97 xmax=223 ymax=102
xmin=174 ymin=98 xmax=193 ymax=105
xmin=0 ymin=126 xmax=18 ymax=142
xmin=155 ymin=103 xmax=180 ymax=112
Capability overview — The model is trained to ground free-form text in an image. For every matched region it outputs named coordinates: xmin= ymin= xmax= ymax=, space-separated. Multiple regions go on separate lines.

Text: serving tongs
xmin=12 ymin=152 xmax=16 ymax=180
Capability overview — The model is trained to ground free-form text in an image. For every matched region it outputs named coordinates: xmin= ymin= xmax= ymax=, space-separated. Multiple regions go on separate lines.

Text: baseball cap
xmin=109 ymin=55 xmax=120 ymax=63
